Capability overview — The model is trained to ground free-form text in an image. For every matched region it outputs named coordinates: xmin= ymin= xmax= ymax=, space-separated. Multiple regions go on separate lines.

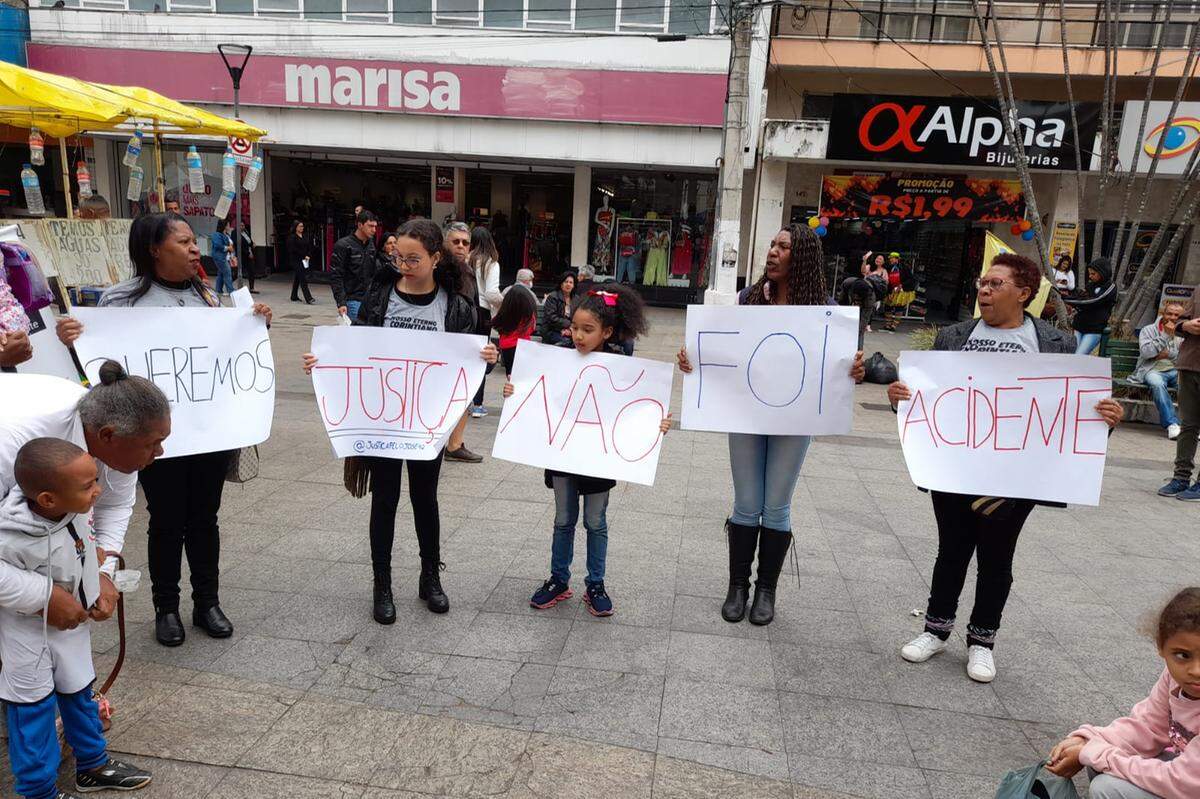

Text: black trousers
xmin=501 ymin=346 xmax=516 ymax=377
xmin=291 ymin=262 xmax=313 ymax=301
xmin=473 ymin=307 xmax=492 ymax=406
xmin=924 ymin=491 xmax=1035 ymax=649
xmin=138 ymin=450 xmax=231 ymax=613
xmin=368 ymin=453 xmax=444 ymax=569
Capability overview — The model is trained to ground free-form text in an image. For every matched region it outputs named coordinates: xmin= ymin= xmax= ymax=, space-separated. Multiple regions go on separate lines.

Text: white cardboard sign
xmin=491 ymin=340 xmax=673 ymax=486
xmin=72 ymin=306 xmax=276 ymax=459
xmin=310 ymin=326 xmax=486 ymax=461
xmin=680 ymin=305 xmax=859 ymax=435
xmin=896 ymin=351 xmax=1112 ymax=506
xmin=14 ymin=307 xmax=81 ymax=382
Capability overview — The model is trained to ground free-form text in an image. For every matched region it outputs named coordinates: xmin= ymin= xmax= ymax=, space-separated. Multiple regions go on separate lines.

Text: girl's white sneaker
xmin=966 ymin=645 xmax=996 ymax=683
xmin=900 ymin=632 xmax=947 ymax=663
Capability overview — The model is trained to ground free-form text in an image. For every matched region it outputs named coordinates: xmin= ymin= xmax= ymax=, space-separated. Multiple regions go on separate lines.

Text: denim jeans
xmin=1075 ymin=330 xmax=1103 ymax=355
xmin=1145 ymin=369 xmax=1180 ymax=427
xmin=214 ymin=259 xmax=234 ymax=295
xmin=616 ymin=254 xmax=640 ymax=282
xmin=728 ymin=433 xmax=811 ymax=529
xmin=550 ymin=476 xmax=609 ymax=585
xmin=345 ymin=299 xmax=362 ymax=322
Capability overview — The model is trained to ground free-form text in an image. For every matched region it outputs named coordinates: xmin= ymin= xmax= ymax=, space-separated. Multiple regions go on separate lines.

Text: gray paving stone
xmin=666 ymin=630 xmax=775 ymax=688
xmin=898 ymin=707 xmax=1042 ymax=777
xmin=658 ymin=677 xmax=785 ymax=754
xmin=505 ymin=734 xmax=655 ymax=799
xmin=651 ymin=753 xmax=793 ymax=799
xmin=421 ymin=655 xmax=554 ymax=730
xmin=453 ymin=611 xmax=573 ymax=664
xmin=536 ymin=666 xmax=664 ymax=751
xmin=771 ymin=642 xmax=892 ymax=702
xmin=779 ymin=691 xmax=916 ymax=768
xmin=558 ymin=622 xmax=670 ymax=675
xmin=381 ymin=713 xmax=531 ymax=796
xmin=206 ymin=633 xmax=344 ymax=689
xmin=787 ymin=753 xmax=931 ymax=799
xmin=655 ymin=736 xmax=790 ymax=782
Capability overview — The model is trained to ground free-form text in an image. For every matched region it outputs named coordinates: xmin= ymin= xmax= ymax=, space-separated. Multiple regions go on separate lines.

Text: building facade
xmin=25 ymin=2 xmax=754 ymax=304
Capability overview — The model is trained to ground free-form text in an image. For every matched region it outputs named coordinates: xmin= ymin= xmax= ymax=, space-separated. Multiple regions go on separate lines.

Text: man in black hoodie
xmin=1062 ymin=257 xmax=1117 ymax=354
xmin=329 ymin=209 xmax=379 ymax=321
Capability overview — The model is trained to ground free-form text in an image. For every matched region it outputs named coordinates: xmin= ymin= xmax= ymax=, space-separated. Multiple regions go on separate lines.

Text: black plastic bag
xmin=863 ymin=352 xmax=898 ymax=384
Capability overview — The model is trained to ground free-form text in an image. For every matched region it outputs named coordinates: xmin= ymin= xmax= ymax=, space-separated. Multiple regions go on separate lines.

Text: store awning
xmin=91 ymin=83 xmax=265 ymax=140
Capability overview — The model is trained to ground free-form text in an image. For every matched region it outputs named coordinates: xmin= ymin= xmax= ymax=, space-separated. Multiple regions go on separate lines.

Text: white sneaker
xmin=966 ymin=645 xmax=996 ymax=683
xmin=900 ymin=632 xmax=947 ymax=663
xmin=1168 ymin=424 xmax=1182 ymax=440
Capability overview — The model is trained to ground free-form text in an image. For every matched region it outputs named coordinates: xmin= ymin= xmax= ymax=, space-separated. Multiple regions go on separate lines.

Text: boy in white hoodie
xmin=1 ymin=437 xmax=151 ymax=799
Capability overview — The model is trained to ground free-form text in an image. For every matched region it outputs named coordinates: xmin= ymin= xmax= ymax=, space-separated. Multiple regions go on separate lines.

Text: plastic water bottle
xmin=242 ymin=155 xmax=263 ymax=192
xmin=126 ymin=164 xmax=144 ymax=202
xmin=76 ymin=161 xmax=92 ymax=199
xmin=213 ymin=188 xmax=235 ymax=220
xmin=186 ymin=146 xmax=205 ymax=194
xmin=222 ymin=151 xmax=236 ymax=191
xmin=20 ymin=164 xmax=44 ymax=215
xmin=28 ymin=128 xmax=44 ymax=166
xmin=123 ymin=130 xmax=144 ymax=168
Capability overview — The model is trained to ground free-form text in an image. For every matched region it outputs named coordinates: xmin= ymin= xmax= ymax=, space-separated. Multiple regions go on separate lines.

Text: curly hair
xmin=573 ymin=282 xmax=648 ymax=343
xmin=744 ymin=224 xmax=828 ymax=306
xmin=396 ymin=218 xmax=464 ymax=296
xmin=991 ymin=252 xmax=1041 ymax=308
xmin=1154 ymin=587 xmax=1200 ymax=648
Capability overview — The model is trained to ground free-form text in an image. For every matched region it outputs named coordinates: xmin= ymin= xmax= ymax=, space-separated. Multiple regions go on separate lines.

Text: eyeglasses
xmin=393 ymin=255 xmax=425 ymax=267
xmin=975 ymin=278 xmax=1015 ymax=291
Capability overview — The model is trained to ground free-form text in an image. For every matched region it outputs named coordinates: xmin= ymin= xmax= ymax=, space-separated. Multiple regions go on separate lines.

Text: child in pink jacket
xmin=1047 ymin=587 xmax=1200 ymax=799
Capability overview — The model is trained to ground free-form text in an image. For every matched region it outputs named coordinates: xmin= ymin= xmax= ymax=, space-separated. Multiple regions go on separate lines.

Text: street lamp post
xmin=218 ymin=43 xmax=253 ymax=290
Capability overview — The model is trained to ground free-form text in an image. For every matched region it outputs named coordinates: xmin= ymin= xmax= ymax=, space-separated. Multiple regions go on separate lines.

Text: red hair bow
xmin=589 ymin=290 xmax=618 ymax=307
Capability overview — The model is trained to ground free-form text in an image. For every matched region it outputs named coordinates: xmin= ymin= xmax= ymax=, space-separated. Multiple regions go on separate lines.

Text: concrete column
xmin=454 ymin=166 xmax=466 ymax=221
xmin=249 ymin=153 xmax=268 ymax=246
xmin=748 ymin=159 xmax=786 ymax=286
xmin=571 ymin=164 xmax=591 ymax=268
xmin=490 ymin=174 xmax=512 ymax=218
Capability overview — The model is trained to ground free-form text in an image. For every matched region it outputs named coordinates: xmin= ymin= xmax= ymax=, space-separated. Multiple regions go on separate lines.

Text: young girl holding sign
xmin=1046 ymin=587 xmax=1200 ymax=798
xmin=302 ymin=219 xmax=498 ymax=626
xmin=502 ymin=283 xmax=671 ymax=617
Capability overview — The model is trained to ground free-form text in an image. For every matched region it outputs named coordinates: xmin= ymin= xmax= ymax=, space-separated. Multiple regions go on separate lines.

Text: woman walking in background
xmin=288 ymin=220 xmax=315 ymax=304
xmin=468 ymin=226 xmax=503 ymax=418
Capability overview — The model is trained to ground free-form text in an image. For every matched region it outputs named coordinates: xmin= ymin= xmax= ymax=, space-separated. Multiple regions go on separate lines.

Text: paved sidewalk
xmin=9 ymin=276 xmax=1194 ymax=798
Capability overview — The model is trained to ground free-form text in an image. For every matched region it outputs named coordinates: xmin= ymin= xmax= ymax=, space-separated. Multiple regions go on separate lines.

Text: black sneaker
xmin=76 ymin=758 xmax=152 ymax=792
xmin=583 ymin=582 xmax=614 ymax=617
xmin=530 ymin=578 xmax=572 ymax=609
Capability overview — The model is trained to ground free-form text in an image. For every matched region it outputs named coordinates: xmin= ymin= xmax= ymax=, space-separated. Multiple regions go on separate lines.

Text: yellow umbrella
xmin=93 ymin=83 xmax=266 ymax=140
xmin=0 ymin=61 xmax=131 ymax=136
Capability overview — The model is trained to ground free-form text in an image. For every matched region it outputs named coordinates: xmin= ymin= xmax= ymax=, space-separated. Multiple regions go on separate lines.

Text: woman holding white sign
xmin=302 ymin=219 xmax=497 ymax=625
xmin=887 ymin=253 xmax=1122 ymax=683
xmin=677 ymin=224 xmax=865 ymax=627
xmin=56 ymin=213 xmax=274 ymax=648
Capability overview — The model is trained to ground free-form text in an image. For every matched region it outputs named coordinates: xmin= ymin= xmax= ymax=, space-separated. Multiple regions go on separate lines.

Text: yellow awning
xmin=0 ymin=61 xmax=266 ymax=140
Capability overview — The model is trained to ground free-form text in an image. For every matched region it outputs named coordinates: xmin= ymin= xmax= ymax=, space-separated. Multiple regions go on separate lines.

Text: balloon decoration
xmin=1021 ymin=229 xmax=1035 ymax=241
xmin=816 ymin=225 xmax=828 ymax=236
xmin=807 ymin=216 xmax=828 ymax=236
xmin=1018 ymin=219 xmax=1032 ymax=232
xmin=807 ymin=216 xmax=820 ymax=229
xmin=1009 ymin=224 xmax=1022 ymax=236
xmin=819 ymin=216 xmax=830 ymax=227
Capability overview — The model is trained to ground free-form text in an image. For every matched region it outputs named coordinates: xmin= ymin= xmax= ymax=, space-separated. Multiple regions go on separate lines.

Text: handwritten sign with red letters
xmin=491 ymin=340 xmax=673 ymax=486
xmin=896 ymin=351 xmax=1112 ymax=505
xmin=309 ymin=326 xmax=487 ymax=461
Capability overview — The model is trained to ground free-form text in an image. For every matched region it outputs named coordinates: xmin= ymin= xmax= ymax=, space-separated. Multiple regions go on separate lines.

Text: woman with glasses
xmin=886 ymin=253 xmax=1123 ymax=684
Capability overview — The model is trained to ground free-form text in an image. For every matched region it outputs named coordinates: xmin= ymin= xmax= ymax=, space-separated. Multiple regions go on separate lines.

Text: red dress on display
xmin=671 ymin=225 xmax=693 ymax=276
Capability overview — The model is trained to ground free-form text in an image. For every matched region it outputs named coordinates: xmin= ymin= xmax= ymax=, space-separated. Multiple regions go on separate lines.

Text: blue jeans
xmin=1145 ymin=369 xmax=1180 ymax=427
xmin=1075 ymin=331 xmax=1102 ymax=355
xmin=345 ymin=299 xmax=362 ymax=322
xmin=7 ymin=685 xmax=108 ymax=799
xmin=728 ymin=433 xmax=811 ymax=529
xmin=616 ymin=253 xmax=639 ymax=282
xmin=550 ymin=476 xmax=609 ymax=585
xmin=214 ymin=259 xmax=234 ymax=295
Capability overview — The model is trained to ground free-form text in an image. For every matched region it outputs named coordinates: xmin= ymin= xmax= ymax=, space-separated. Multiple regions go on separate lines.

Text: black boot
xmin=154 ymin=610 xmax=185 ymax=647
xmin=749 ymin=527 xmax=794 ymax=626
xmin=418 ymin=559 xmax=449 ymax=614
xmin=373 ymin=565 xmax=396 ymax=625
xmin=722 ymin=520 xmax=759 ymax=622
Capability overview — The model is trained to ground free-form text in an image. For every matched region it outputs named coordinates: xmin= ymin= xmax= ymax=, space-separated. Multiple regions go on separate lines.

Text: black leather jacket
xmin=329 ymin=233 xmax=378 ymax=307
xmin=356 ymin=269 xmax=476 ymax=334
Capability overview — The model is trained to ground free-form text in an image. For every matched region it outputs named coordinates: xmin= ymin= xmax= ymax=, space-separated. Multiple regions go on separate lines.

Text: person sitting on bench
xmin=1135 ymin=301 xmax=1185 ymax=440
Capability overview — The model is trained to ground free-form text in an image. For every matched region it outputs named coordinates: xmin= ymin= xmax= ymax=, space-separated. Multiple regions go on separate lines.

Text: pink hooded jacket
xmin=1071 ymin=668 xmax=1200 ymax=799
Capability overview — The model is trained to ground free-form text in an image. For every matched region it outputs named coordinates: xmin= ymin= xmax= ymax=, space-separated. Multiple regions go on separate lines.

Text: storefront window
xmin=588 ymin=169 xmax=716 ymax=293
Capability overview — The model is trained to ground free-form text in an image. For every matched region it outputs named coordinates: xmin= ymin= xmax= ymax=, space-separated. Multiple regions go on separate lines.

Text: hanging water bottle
xmin=186 ymin=146 xmax=205 ymax=194
xmin=242 ymin=156 xmax=263 ymax=192
xmin=21 ymin=164 xmax=44 ymax=215
xmin=76 ymin=161 xmax=93 ymax=199
xmin=123 ymin=130 xmax=144 ymax=168
xmin=221 ymin=151 xmax=236 ymax=191
xmin=28 ymin=128 xmax=44 ymax=166
xmin=127 ymin=164 xmax=144 ymax=203
xmin=213 ymin=188 xmax=235 ymax=220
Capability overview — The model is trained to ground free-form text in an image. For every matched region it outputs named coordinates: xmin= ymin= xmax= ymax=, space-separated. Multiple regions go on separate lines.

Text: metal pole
xmin=706 ymin=0 xmax=753 ymax=304
xmin=153 ymin=127 xmax=166 ymax=212
xmin=58 ymin=138 xmax=73 ymax=218
xmin=234 ymin=83 xmax=243 ymax=290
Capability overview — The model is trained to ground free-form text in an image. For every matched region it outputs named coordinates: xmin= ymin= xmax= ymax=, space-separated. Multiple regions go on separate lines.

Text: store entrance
xmin=816 ymin=214 xmax=982 ymax=323
xmin=464 ymin=169 xmax=573 ymax=283
xmin=270 ymin=155 xmax=431 ymax=275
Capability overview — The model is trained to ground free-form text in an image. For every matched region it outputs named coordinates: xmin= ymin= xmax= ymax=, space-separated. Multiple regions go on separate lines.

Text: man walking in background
xmin=330 ymin=209 xmax=378 ymax=321
xmin=1160 ymin=286 xmax=1200 ymax=500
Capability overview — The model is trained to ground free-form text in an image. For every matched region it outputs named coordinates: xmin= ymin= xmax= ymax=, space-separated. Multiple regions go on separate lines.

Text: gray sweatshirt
xmin=0 ymin=489 xmax=90 ymax=604
xmin=1134 ymin=318 xmax=1181 ymax=382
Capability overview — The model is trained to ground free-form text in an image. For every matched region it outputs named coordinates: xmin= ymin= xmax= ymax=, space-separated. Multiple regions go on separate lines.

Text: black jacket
xmin=356 ymin=268 xmax=477 ymax=334
xmin=329 ymin=233 xmax=378 ymax=307
xmin=889 ymin=263 xmax=917 ymax=292
xmin=1062 ymin=258 xmax=1117 ymax=334
xmin=543 ymin=340 xmax=626 ymax=495
xmin=288 ymin=235 xmax=311 ymax=271
xmin=541 ymin=290 xmax=573 ymax=342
